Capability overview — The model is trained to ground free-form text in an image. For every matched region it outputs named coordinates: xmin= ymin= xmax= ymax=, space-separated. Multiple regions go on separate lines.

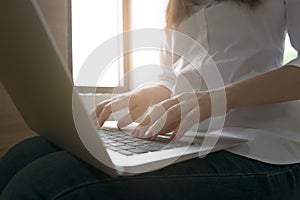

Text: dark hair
xmin=166 ymin=0 xmax=262 ymax=29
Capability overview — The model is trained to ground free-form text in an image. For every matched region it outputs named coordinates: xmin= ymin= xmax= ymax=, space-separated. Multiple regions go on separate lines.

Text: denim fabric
xmin=0 ymin=136 xmax=300 ymax=200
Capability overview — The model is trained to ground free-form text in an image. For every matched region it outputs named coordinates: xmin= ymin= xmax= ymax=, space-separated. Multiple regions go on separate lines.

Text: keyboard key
xmin=150 ymin=142 xmax=167 ymax=148
xmin=140 ymin=140 xmax=154 ymax=145
xmin=120 ymin=140 xmax=135 ymax=144
xmin=101 ymin=139 xmax=108 ymax=143
xmin=130 ymin=142 xmax=144 ymax=146
xmin=107 ymin=146 xmax=119 ymax=152
xmin=139 ymin=145 xmax=161 ymax=152
xmin=110 ymin=142 xmax=124 ymax=147
xmin=174 ymin=142 xmax=188 ymax=147
xmin=113 ymin=138 xmax=124 ymax=142
xmin=161 ymin=145 xmax=174 ymax=150
xmin=131 ymin=138 xmax=144 ymax=142
xmin=119 ymin=145 xmax=136 ymax=150
xmin=123 ymin=135 xmax=135 ymax=140
xmin=114 ymin=132 xmax=126 ymax=137
xmin=106 ymin=136 xmax=116 ymax=140
xmin=118 ymin=150 xmax=134 ymax=156
xmin=128 ymin=148 xmax=149 ymax=154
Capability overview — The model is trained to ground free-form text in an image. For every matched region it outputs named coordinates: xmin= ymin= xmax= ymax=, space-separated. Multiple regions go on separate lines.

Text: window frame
xmin=68 ymin=0 xmax=131 ymax=94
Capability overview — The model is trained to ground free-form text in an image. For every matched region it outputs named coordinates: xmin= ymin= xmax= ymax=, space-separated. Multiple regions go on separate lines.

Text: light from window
xmin=129 ymin=0 xmax=169 ymax=86
xmin=71 ymin=0 xmax=123 ymax=87
xmin=130 ymin=0 xmax=168 ymax=69
xmin=283 ymin=34 xmax=297 ymax=65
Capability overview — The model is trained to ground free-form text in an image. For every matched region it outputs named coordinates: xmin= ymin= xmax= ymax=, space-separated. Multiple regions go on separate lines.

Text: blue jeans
xmin=0 ymin=136 xmax=300 ymax=200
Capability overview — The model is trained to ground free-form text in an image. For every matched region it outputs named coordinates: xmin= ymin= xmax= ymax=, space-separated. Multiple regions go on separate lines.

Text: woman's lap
xmin=0 ymin=136 xmax=59 ymax=193
xmin=1 ymin=136 xmax=300 ymax=200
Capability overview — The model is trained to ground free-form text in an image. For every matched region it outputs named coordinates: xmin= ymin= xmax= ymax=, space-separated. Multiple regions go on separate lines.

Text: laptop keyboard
xmin=99 ymin=130 xmax=188 ymax=156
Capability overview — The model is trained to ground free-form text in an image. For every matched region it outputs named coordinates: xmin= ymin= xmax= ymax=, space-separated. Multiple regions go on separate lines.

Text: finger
xmin=90 ymin=100 xmax=111 ymax=127
xmin=135 ymin=98 xmax=179 ymax=137
xmin=146 ymin=106 xmax=181 ymax=138
xmin=147 ymin=99 xmax=197 ymax=138
xmin=154 ymin=105 xmax=181 ymax=135
xmin=97 ymin=99 xmax=129 ymax=127
xmin=147 ymin=119 xmax=181 ymax=141
xmin=91 ymin=99 xmax=110 ymax=120
xmin=171 ymin=108 xmax=200 ymax=142
xmin=117 ymin=105 xmax=145 ymax=128
xmin=132 ymin=104 xmax=166 ymax=137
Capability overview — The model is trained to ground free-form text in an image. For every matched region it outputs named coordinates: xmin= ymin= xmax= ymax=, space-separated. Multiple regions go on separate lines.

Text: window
xmin=283 ymin=35 xmax=298 ymax=65
xmin=71 ymin=0 xmax=129 ymax=93
xmin=130 ymin=0 xmax=168 ymax=69
xmin=129 ymin=0 xmax=169 ymax=88
xmin=71 ymin=0 xmax=168 ymax=93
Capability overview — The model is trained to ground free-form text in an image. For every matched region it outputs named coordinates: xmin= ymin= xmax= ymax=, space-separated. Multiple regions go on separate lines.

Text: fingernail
xmin=147 ymin=132 xmax=154 ymax=140
xmin=147 ymin=131 xmax=154 ymax=138
xmin=132 ymin=129 xmax=140 ymax=137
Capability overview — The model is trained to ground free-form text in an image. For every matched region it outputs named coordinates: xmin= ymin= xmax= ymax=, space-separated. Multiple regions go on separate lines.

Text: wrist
xmin=224 ymin=85 xmax=236 ymax=112
xmin=202 ymin=87 xmax=232 ymax=116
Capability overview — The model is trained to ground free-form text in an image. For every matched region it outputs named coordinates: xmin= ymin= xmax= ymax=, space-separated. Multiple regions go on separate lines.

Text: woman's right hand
xmin=91 ymin=89 xmax=152 ymax=128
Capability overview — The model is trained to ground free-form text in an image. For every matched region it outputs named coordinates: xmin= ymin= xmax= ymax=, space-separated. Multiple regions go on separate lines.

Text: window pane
xmin=130 ymin=0 xmax=168 ymax=69
xmin=129 ymin=0 xmax=168 ymax=88
xmin=131 ymin=0 xmax=168 ymax=30
xmin=283 ymin=34 xmax=297 ymax=65
xmin=72 ymin=0 xmax=123 ymax=87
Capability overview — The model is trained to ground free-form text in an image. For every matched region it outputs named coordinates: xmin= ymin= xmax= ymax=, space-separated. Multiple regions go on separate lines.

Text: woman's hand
xmin=91 ymin=85 xmax=171 ymax=128
xmin=91 ymin=90 xmax=151 ymax=128
xmin=133 ymin=90 xmax=228 ymax=141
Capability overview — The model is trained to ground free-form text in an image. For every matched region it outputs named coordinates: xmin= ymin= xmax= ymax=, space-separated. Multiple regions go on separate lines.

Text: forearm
xmin=225 ymin=65 xmax=300 ymax=111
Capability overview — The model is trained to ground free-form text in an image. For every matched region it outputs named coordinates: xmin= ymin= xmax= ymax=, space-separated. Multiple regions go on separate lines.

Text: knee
xmin=0 ymin=151 xmax=98 ymax=200
xmin=1 ymin=136 xmax=57 ymax=162
xmin=0 ymin=136 xmax=58 ymax=175
xmin=0 ymin=137 xmax=60 ymax=198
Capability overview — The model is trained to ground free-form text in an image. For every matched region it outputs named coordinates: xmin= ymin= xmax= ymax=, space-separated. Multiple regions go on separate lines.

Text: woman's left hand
xmin=132 ymin=91 xmax=215 ymax=141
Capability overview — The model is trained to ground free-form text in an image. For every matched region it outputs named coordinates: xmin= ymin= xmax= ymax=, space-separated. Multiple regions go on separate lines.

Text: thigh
xmin=0 ymin=136 xmax=59 ymax=194
xmin=0 ymin=150 xmax=108 ymax=200
xmin=1 ymin=149 xmax=300 ymax=200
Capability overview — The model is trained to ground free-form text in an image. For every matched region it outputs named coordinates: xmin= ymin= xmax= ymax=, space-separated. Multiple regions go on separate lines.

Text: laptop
xmin=0 ymin=0 xmax=247 ymax=177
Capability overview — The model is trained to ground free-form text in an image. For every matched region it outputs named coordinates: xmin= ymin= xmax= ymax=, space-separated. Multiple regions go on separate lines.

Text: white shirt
xmin=159 ymin=0 xmax=300 ymax=164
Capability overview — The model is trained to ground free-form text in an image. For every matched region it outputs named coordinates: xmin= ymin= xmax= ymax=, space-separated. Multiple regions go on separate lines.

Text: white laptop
xmin=0 ymin=0 xmax=247 ymax=177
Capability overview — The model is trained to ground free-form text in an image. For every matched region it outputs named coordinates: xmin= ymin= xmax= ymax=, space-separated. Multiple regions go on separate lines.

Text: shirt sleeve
xmin=285 ymin=0 xmax=300 ymax=67
xmin=157 ymin=31 xmax=176 ymax=92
